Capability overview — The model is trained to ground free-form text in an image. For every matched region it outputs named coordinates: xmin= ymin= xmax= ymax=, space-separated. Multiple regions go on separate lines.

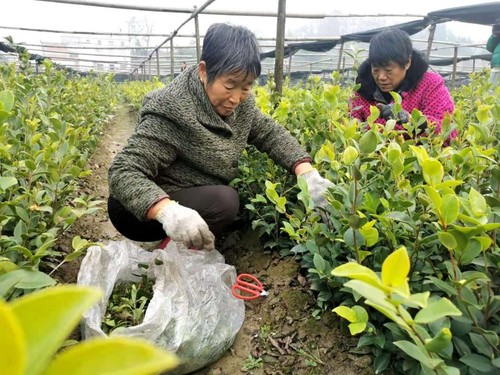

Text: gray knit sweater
xmin=108 ymin=66 xmax=310 ymax=220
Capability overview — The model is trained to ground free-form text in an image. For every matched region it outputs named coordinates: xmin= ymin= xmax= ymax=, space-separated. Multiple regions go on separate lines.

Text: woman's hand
xmin=377 ymin=103 xmax=410 ymax=123
xmin=154 ymin=200 xmax=215 ymax=251
xmin=296 ymin=166 xmax=335 ymax=208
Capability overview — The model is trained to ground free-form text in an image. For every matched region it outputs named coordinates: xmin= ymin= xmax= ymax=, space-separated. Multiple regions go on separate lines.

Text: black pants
xmin=108 ymin=185 xmax=240 ymax=242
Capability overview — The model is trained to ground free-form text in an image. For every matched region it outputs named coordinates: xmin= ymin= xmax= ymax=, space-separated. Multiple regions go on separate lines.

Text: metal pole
xmin=155 ymin=49 xmax=160 ymax=79
xmin=194 ymin=6 xmax=201 ymax=61
xmin=148 ymin=58 xmax=152 ymax=80
xmin=274 ymin=0 xmax=286 ymax=96
xmin=170 ymin=38 xmax=175 ymax=80
xmin=426 ymin=23 xmax=436 ymax=59
xmin=452 ymin=45 xmax=458 ymax=86
xmin=472 ymin=58 xmax=476 ymax=72
xmin=287 ymin=54 xmax=292 ymax=79
xmin=337 ymin=40 xmax=344 ymax=72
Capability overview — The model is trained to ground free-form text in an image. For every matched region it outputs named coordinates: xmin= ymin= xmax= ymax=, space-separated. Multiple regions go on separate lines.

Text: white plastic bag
xmin=77 ymin=239 xmax=245 ymax=374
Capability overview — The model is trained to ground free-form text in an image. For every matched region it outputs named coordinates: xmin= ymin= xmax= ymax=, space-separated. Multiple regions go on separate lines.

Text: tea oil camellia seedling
xmin=234 ymin=72 xmax=499 ymax=374
xmin=0 ymin=41 xmax=498 ymax=374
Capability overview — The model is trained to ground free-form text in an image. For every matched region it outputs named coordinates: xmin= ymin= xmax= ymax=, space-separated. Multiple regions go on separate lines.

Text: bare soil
xmin=54 ymin=105 xmax=374 ymax=375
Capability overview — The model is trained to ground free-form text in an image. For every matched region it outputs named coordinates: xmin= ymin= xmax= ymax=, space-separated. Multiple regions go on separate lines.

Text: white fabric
xmin=299 ymin=169 xmax=335 ymax=207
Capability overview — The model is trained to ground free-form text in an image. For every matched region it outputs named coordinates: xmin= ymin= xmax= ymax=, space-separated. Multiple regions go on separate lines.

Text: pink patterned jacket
xmin=350 ymin=53 xmax=456 ymax=139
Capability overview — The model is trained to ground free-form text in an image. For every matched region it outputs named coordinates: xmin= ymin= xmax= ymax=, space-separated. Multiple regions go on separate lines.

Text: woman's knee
xmin=211 ymin=185 xmax=240 ymax=222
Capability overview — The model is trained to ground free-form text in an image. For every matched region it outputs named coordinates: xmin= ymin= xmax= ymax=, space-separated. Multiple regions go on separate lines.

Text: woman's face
xmin=199 ymin=62 xmax=255 ymax=117
xmin=371 ymin=60 xmax=411 ymax=92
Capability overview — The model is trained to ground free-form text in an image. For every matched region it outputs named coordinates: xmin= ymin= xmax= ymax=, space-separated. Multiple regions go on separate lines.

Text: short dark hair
xmin=201 ymin=23 xmax=261 ymax=83
xmin=369 ymin=29 xmax=413 ymax=68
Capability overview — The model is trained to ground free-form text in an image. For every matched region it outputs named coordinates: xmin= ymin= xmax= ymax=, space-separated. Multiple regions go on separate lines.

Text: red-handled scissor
xmin=231 ymin=273 xmax=268 ymax=301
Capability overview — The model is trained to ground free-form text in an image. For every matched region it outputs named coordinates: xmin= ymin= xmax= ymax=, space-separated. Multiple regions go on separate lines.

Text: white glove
xmin=299 ymin=169 xmax=335 ymax=208
xmin=155 ymin=202 xmax=215 ymax=251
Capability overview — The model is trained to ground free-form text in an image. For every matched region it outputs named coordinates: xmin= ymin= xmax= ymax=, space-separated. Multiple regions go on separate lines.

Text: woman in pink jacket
xmin=350 ymin=29 xmax=457 ymax=140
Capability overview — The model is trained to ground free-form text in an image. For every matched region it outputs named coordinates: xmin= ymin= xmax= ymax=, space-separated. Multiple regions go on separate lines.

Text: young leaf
xmin=10 ymin=286 xmax=102 ymax=375
xmin=414 ymin=298 xmax=462 ymax=324
xmin=381 ymin=247 xmax=410 ymax=292
xmin=44 ymin=337 xmax=179 ymax=375
xmin=441 ymin=194 xmax=459 ymax=226
xmin=468 ymin=188 xmax=487 ymax=217
xmin=0 ymin=90 xmax=15 ymax=112
xmin=331 ymin=262 xmax=383 ymax=289
xmin=438 ymin=232 xmax=457 ymax=250
xmin=0 ymin=300 xmax=25 ymax=375
xmin=332 ymin=305 xmax=357 ymax=323
xmin=358 ymin=131 xmax=378 ymax=154
xmin=422 ymin=159 xmax=444 ymax=187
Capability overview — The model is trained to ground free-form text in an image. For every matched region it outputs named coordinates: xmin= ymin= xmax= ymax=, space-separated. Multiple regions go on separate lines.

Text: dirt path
xmin=55 ymin=105 xmax=373 ymax=375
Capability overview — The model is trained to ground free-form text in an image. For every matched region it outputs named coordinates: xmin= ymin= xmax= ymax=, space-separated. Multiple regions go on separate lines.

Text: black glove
xmin=376 ymin=103 xmax=410 ymax=124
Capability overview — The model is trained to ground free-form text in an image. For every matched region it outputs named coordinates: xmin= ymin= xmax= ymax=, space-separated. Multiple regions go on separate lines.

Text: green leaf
xmin=456 ymin=238 xmax=483 ymax=265
xmin=44 ymin=337 xmax=179 ymax=375
xmin=0 ymin=176 xmax=18 ymax=191
xmin=374 ymin=352 xmax=391 ymax=374
xmin=343 ymin=228 xmax=365 ymax=247
xmin=72 ymin=236 xmax=89 ymax=251
xmin=441 ymin=194 xmax=459 ymax=226
xmin=424 ymin=328 xmax=452 ymax=353
xmin=459 ymin=353 xmax=494 ymax=372
xmin=469 ymin=188 xmax=487 ymax=217
xmin=313 ymin=253 xmax=326 ymax=273
xmin=367 ymin=105 xmax=380 ymax=126
xmin=422 ymin=159 xmax=444 ymax=186
xmin=11 ymin=286 xmax=102 ymax=375
xmin=0 ymin=260 xmax=19 ymax=275
xmin=414 ymin=298 xmax=462 ymax=324
xmin=492 ymin=357 xmax=500 ymax=369
xmin=438 ymin=232 xmax=457 ymax=250
xmin=423 ymin=186 xmax=442 ymax=211
xmin=403 ymin=292 xmax=430 ymax=309
xmin=410 ymin=145 xmax=429 ymax=166
xmin=344 ymin=281 xmax=406 ymax=328
xmin=0 ymin=300 xmax=25 ymax=375
xmin=469 ymin=333 xmax=494 ymax=358
xmin=359 ymin=226 xmax=378 ymax=247
xmin=0 ymin=90 xmax=15 ymax=112
xmin=476 ymin=105 xmax=490 ymax=123
xmin=15 ymin=206 xmax=30 ymax=223
xmin=358 ymin=131 xmax=378 ymax=153
xmin=343 ymin=146 xmax=359 ymax=165
xmin=387 ymin=142 xmax=402 ymax=163
xmin=0 ymin=269 xmax=56 ymax=290
xmin=393 ymin=340 xmax=435 ymax=368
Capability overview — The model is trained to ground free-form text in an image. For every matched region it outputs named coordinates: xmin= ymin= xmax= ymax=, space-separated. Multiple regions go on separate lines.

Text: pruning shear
xmin=231 ymin=273 xmax=268 ymax=301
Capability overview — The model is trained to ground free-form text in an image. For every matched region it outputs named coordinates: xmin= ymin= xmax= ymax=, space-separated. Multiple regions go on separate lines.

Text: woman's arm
xmin=108 ymin=113 xmax=177 ymax=220
xmin=417 ymin=74 xmax=455 ymax=135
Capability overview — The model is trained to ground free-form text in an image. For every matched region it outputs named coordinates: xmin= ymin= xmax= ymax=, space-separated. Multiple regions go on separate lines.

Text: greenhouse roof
xmin=427 ymin=2 xmax=500 ymax=26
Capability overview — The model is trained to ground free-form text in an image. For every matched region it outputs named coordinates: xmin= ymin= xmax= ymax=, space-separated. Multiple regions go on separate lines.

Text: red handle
xmin=232 ymin=273 xmax=264 ymax=300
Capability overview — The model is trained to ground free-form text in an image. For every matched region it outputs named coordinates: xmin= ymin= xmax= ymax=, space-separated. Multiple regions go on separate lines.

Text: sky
xmin=1 ymin=0 xmax=495 ymax=48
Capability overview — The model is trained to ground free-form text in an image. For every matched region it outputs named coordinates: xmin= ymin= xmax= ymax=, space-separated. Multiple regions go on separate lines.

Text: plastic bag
xmin=77 ymin=239 xmax=245 ymax=374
